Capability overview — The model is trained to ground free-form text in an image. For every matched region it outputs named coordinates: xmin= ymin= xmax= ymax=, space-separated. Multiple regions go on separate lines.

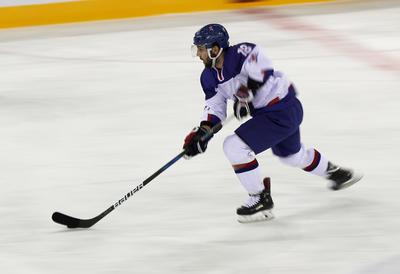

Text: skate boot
xmin=237 ymin=177 xmax=274 ymax=223
xmin=326 ymin=162 xmax=363 ymax=191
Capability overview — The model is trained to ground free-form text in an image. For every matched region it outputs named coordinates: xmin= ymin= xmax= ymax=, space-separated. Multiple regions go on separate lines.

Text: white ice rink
xmin=1 ymin=1 xmax=400 ymax=273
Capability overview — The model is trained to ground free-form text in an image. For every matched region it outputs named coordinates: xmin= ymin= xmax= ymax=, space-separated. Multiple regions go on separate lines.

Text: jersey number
xmin=237 ymin=44 xmax=253 ymax=57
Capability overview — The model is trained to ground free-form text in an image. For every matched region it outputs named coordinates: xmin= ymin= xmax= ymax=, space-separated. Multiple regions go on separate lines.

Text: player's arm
xmin=234 ymin=46 xmax=274 ymax=119
xmin=183 ymin=73 xmax=227 ymax=159
xmin=183 ymin=91 xmax=227 ymax=159
xmin=200 ymin=90 xmax=227 ymax=130
xmin=243 ymin=46 xmax=274 ymax=90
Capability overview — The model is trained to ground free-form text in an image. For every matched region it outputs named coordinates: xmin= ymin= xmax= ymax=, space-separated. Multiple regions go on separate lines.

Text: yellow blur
xmin=0 ymin=0 xmax=333 ymax=29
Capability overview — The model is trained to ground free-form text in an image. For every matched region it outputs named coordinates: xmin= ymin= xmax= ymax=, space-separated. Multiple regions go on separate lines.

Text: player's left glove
xmin=183 ymin=125 xmax=213 ymax=159
xmin=233 ymin=85 xmax=255 ymax=120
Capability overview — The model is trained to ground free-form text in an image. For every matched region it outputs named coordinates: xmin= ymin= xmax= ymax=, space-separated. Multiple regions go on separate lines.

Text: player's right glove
xmin=183 ymin=125 xmax=213 ymax=159
xmin=233 ymin=85 xmax=255 ymax=120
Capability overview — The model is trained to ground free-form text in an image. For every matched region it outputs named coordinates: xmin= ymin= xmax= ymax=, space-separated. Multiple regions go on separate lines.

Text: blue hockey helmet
xmin=193 ymin=24 xmax=230 ymax=49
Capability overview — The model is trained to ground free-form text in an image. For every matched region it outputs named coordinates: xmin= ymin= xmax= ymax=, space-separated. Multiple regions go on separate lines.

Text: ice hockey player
xmin=182 ymin=23 xmax=362 ymax=223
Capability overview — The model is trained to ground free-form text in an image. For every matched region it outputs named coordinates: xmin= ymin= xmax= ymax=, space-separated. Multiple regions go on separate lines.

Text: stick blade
xmin=52 ymin=212 xmax=84 ymax=228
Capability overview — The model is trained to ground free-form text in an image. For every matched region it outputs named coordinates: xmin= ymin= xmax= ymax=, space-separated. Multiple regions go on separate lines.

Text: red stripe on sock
xmin=303 ymin=149 xmax=321 ymax=172
xmin=233 ymin=159 xmax=259 ymax=174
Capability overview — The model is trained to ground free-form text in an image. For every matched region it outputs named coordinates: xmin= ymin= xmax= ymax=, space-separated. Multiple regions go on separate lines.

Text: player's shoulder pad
xmin=230 ymin=42 xmax=257 ymax=56
xmin=200 ymin=68 xmax=218 ymax=100
xmin=231 ymin=42 xmax=257 ymax=49
xmin=225 ymin=42 xmax=257 ymax=73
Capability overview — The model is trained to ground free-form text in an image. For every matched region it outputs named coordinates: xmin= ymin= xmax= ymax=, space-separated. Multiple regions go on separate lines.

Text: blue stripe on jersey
xmin=263 ymin=69 xmax=274 ymax=83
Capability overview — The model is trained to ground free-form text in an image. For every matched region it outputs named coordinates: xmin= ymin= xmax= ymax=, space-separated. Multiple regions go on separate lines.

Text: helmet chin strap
xmin=207 ymin=48 xmax=223 ymax=68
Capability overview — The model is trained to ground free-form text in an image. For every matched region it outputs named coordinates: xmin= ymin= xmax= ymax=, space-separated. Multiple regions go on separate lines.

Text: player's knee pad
xmin=223 ymin=134 xmax=255 ymax=164
xmin=279 ymin=145 xmax=313 ymax=168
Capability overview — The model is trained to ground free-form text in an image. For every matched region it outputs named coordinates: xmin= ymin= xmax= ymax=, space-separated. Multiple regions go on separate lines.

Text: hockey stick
xmin=52 ymin=114 xmax=235 ymax=228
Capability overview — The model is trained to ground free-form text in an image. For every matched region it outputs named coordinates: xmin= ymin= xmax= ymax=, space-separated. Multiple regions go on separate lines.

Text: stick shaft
xmin=52 ymin=115 xmax=235 ymax=228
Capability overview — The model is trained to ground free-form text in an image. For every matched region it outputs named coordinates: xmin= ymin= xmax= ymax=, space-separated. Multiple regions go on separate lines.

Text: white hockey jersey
xmin=199 ymin=43 xmax=293 ymax=125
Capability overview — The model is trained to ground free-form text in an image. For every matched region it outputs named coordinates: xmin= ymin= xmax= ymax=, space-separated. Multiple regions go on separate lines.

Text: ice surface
xmin=0 ymin=1 xmax=399 ymax=274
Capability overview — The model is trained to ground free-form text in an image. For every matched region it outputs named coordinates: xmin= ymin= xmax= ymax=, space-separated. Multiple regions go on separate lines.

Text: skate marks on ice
xmin=231 ymin=196 xmax=379 ymax=238
xmin=238 ymin=7 xmax=400 ymax=74
xmin=0 ymin=2 xmax=399 ymax=274
xmin=351 ymin=255 xmax=400 ymax=274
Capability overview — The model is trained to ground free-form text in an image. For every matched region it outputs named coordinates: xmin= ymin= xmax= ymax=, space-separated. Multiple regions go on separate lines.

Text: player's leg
xmin=226 ymin=97 xmax=304 ymax=222
xmin=223 ymin=134 xmax=274 ymax=223
xmin=272 ymin=131 xmax=362 ymax=190
xmin=271 ymin=130 xmax=329 ymax=176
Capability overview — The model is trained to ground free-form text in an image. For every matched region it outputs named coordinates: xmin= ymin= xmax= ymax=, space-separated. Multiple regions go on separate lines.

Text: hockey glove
xmin=183 ymin=126 xmax=213 ymax=159
xmin=233 ymin=85 xmax=255 ymax=120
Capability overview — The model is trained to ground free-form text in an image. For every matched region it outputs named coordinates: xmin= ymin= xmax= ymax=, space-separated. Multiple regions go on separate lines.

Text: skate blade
xmin=332 ymin=172 xmax=363 ymax=191
xmin=237 ymin=209 xmax=274 ymax=224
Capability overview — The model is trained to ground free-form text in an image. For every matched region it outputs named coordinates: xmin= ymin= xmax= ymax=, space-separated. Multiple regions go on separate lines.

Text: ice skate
xmin=237 ymin=177 xmax=274 ymax=223
xmin=326 ymin=162 xmax=363 ymax=191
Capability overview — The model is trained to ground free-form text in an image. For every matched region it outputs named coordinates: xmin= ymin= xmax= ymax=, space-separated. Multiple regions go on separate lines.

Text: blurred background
xmin=1 ymin=1 xmax=399 ymax=274
xmin=0 ymin=0 xmax=333 ymax=28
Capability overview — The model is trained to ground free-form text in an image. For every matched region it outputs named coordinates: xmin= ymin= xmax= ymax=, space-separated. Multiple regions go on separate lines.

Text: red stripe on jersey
xmin=267 ymin=97 xmax=280 ymax=106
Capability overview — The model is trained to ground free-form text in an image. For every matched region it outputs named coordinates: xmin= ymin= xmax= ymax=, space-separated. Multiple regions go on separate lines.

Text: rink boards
xmin=0 ymin=0 xmax=333 ymax=29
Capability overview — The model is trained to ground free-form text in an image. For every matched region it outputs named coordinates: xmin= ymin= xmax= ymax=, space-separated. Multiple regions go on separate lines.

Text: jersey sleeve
xmin=199 ymin=70 xmax=227 ymax=126
xmin=242 ymin=45 xmax=275 ymax=86
xmin=200 ymin=69 xmax=217 ymax=100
